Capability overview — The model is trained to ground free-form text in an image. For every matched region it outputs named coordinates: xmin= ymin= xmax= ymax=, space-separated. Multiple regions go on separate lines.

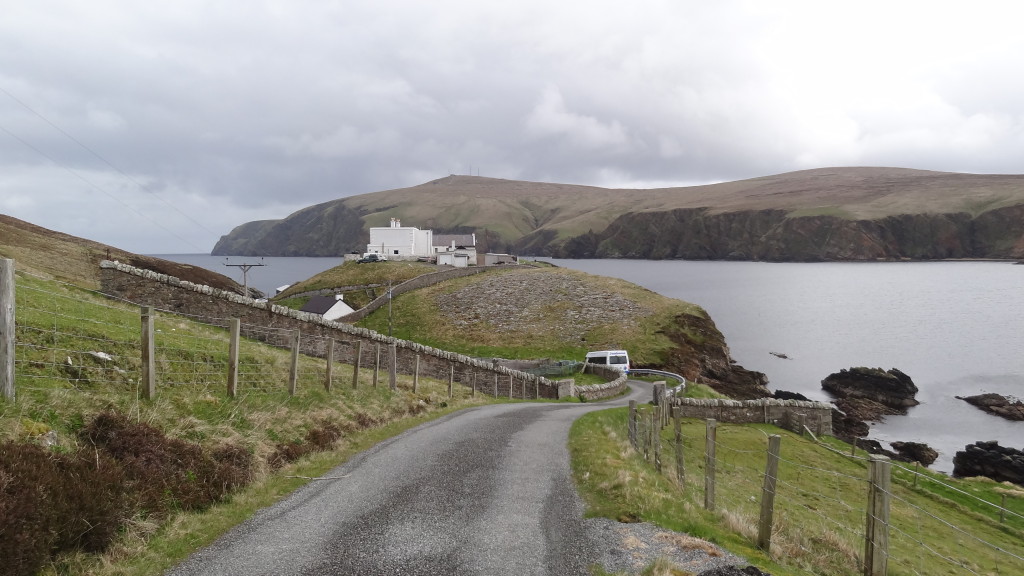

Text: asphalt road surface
xmin=166 ymin=382 xmax=654 ymax=576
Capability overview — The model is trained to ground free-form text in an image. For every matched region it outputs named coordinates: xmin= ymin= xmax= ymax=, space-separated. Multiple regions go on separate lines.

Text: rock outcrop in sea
xmin=956 ymin=393 xmax=1024 ymax=421
xmin=953 ymin=441 xmax=1024 ymax=485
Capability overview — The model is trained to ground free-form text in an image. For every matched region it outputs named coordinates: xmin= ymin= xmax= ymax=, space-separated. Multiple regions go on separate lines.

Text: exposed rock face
xmin=953 ymin=441 xmax=1024 ymax=485
xmin=821 ymin=367 xmax=919 ymax=415
xmin=556 ymin=205 xmax=1024 ymax=262
xmin=660 ymin=312 xmax=770 ymax=400
xmin=890 ymin=441 xmax=939 ymax=466
xmin=956 ymin=393 xmax=1024 ymax=421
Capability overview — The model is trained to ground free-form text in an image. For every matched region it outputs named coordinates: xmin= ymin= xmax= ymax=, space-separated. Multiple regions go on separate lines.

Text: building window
xmin=393 ymin=249 xmax=399 ymax=255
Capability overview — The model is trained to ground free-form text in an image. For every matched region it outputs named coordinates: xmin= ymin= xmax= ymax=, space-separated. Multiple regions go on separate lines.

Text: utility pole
xmin=223 ymin=258 xmax=265 ymax=296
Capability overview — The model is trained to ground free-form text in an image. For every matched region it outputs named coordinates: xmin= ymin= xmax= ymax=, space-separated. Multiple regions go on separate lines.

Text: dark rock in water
xmin=956 ymin=393 xmax=1024 ymax=421
xmin=699 ymin=566 xmax=772 ymax=576
xmin=773 ymin=389 xmax=809 ymax=401
xmin=890 ymin=441 xmax=938 ymax=466
xmin=953 ymin=441 xmax=1024 ymax=485
xmin=821 ymin=367 xmax=919 ymax=412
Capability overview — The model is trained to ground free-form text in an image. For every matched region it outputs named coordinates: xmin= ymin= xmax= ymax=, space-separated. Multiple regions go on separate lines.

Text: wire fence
xmin=628 ymin=400 xmax=1024 ymax=576
xmin=2 ymin=266 xmax=459 ymax=406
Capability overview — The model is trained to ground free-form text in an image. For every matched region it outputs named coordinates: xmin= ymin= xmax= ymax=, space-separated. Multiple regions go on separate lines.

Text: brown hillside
xmin=214 ymin=167 xmax=1024 ymax=258
xmin=0 ymin=214 xmax=240 ymax=291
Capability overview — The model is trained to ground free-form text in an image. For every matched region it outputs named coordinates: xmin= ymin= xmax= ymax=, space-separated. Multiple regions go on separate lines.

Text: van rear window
xmin=589 ymin=356 xmax=608 ymax=364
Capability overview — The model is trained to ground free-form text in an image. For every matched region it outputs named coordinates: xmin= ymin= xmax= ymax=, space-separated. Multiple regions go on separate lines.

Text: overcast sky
xmin=3 ymin=1 xmax=1024 ymax=253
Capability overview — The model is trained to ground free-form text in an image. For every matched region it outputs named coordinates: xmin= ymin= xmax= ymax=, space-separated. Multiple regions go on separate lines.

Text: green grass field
xmin=570 ymin=406 xmax=1024 ymax=576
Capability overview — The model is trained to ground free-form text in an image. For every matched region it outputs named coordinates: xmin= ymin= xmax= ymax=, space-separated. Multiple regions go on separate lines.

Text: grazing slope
xmin=213 ymin=167 xmax=1024 ymax=260
xmin=0 ymin=214 xmax=240 ymax=291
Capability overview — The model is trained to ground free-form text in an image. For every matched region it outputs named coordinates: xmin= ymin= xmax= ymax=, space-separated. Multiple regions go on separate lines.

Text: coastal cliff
xmin=212 ymin=168 xmax=1024 ymax=261
xmin=550 ymin=205 xmax=1024 ymax=261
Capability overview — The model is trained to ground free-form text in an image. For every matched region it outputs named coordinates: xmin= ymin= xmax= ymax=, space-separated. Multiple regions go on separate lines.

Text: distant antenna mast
xmin=223 ymin=258 xmax=265 ymax=296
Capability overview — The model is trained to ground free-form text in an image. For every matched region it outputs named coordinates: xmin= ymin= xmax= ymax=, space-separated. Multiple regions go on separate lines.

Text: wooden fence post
xmin=373 ymin=343 xmax=380 ymax=388
xmin=288 ymin=329 xmax=300 ymax=396
xmin=0 ymin=259 xmax=15 ymax=402
xmin=628 ymin=400 xmax=638 ymax=449
xmin=352 ymin=340 xmax=362 ymax=389
xmin=413 ymin=354 xmax=420 ymax=393
xmin=388 ymin=343 xmax=397 ymax=390
xmin=705 ymin=419 xmax=717 ymax=511
xmin=448 ymin=363 xmax=454 ymax=398
xmin=472 ymin=371 xmax=477 ymax=397
xmin=325 ymin=338 xmax=334 ymax=391
xmin=757 ymin=434 xmax=782 ymax=551
xmin=493 ymin=373 xmax=498 ymax=397
xmin=864 ymin=455 xmax=891 ymax=576
xmin=141 ymin=306 xmax=156 ymax=400
xmin=509 ymin=374 xmax=513 ymax=398
xmin=227 ymin=318 xmax=240 ymax=398
xmin=674 ymin=407 xmax=685 ymax=486
xmin=653 ymin=411 xmax=662 ymax=473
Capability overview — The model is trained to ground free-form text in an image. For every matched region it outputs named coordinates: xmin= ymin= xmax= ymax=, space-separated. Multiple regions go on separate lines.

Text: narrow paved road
xmin=166 ymin=382 xmax=653 ymax=576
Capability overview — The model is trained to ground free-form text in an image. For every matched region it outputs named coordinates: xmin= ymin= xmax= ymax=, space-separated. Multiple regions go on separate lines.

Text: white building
xmin=299 ymin=294 xmax=355 ymax=322
xmin=367 ymin=218 xmax=434 ymax=260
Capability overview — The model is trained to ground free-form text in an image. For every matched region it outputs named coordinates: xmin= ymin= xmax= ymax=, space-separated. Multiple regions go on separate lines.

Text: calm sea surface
xmin=157 ymin=254 xmax=1023 ymax=471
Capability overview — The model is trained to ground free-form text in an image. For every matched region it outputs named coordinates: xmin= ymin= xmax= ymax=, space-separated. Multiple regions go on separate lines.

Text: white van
xmin=585 ymin=350 xmax=630 ymax=373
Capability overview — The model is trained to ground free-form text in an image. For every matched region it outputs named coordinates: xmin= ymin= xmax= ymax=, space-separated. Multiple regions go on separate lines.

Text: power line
xmin=0 ymin=84 xmax=222 ymax=251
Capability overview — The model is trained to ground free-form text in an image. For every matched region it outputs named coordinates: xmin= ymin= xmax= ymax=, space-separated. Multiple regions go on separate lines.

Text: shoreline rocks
xmin=953 ymin=441 xmax=1024 ymax=486
xmin=956 ymin=393 xmax=1024 ymax=421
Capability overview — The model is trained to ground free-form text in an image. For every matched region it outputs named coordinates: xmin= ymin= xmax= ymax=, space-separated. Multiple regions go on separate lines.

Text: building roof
xmin=434 ymin=234 xmax=476 ymax=248
xmin=300 ymin=295 xmax=342 ymax=315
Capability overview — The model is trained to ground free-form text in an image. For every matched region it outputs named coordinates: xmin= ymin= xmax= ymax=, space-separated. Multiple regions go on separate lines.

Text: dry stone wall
xmin=672 ymin=397 xmax=833 ymax=436
xmin=98 ymin=261 xmax=561 ymax=398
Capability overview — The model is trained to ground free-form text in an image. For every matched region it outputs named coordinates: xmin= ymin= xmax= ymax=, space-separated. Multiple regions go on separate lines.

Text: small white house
xmin=367 ymin=218 xmax=433 ymax=260
xmin=300 ymin=295 xmax=355 ymax=322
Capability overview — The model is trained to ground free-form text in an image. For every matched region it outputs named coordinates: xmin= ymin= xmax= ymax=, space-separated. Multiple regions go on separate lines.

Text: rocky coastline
xmin=956 ymin=393 xmax=1024 ymax=421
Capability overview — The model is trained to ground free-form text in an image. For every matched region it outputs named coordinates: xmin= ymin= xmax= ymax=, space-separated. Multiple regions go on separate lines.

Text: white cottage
xmin=366 ymin=219 xmax=434 ymax=260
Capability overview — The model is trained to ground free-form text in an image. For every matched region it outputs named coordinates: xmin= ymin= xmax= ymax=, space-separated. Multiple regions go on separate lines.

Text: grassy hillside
xmin=571 ymin=408 xmax=1024 ymax=575
xmin=0 ymin=214 xmax=239 ymax=291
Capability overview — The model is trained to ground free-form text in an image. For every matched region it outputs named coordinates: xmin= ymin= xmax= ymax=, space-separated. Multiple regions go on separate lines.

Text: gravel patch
xmin=585 ymin=518 xmax=770 ymax=575
xmin=435 ymin=269 xmax=649 ymax=340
